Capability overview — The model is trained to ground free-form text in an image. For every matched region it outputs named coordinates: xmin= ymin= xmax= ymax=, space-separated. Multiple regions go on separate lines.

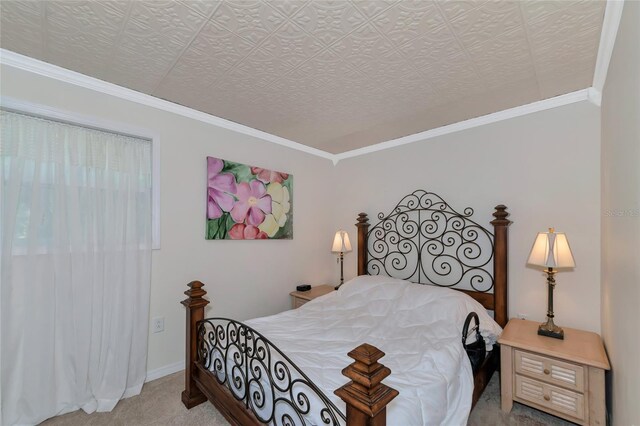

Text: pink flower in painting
xmin=229 ymin=223 xmax=268 ymax=240
xmin=251 ymin=167 xmax=289 ymax=184
xmin=230 ymin=181 xmax=272 ymax=226
xmin=207 ymin=157 xmax=237 ymax=219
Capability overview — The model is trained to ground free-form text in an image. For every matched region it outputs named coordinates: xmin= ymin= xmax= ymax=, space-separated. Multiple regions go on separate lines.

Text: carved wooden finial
xmin=181 ymin=280 xmax=209 ymax=308
xmin=490 ymin=205 xmax=511 ymax=226
xmin=335 ymin=343 xmax=399 ymax=424
xmin=356 ymin=213 xmax=369 ymax=226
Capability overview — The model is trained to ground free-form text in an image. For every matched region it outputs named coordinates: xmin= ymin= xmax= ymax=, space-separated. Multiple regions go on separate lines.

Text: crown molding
xmin=587 ymin=87 xmax=603 ymax=107
xmin=592 ymin=0 xmax=625 ymax=102
xmin=0 ymin=49 xmax=335 ymax=161
xmin=2 ymin=49 xmax=598 ymax=165
xmin=333 ymin=89 xmax=592 ymax=162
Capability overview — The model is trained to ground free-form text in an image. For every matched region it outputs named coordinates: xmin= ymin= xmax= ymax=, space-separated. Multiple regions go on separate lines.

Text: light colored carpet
xmin=42 ymin=371 xmax=574 ymax=425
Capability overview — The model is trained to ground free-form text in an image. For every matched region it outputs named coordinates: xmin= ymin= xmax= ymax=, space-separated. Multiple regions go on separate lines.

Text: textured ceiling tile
xmin=538 ymin=68 xmax=594 ymax=99
xmin=265 ymin=0 xmax=308 ymax=18
xmin=397 ymin=24 xmax=461 ymax=69
xmin=212 ymin=75 xmax=264 ymax=107
xmin=153 ymin=75 xmax=213 ymax=111
xmin=111 ymin=1 xmax=208 ymax=91
xmin=189 ymin=20 xmax=256 ymax=68
xmin=482 ymin=61 xmax=537 ymax=89
xmin=260 ymin=21 xmax=324 ymax=68
xmin=44 ymin=1 xmax=128 ymax=75
xmin=127 ymin=1 xmax=207 ymax=44
xmin=330 ymin=23 xmax=395 ymax=69
xmin=269 ymin=70 xmax=312 ymax=94
xmin=372 ymin=1 xmax=444 ymax=46
xmin=292 ymin=1 xmax=367 ymax=46
xmin=233 ymin=46 xmax=297 ymax=87
xmin=320 ymin=77 xmax=541 ymax=153
xmin=466 ymin=26 xmax=529 ymax=62
xmin=526 ymin=0 xmax=606 ymax=42
xmin=212 ymin=0 xmax=286 ymax=45
xmin=375 ymin=69 xmax=437 ymax=106
xmin=520 ymin=0 xmax=583 ymax=23
xmin=438 ymin=0 xmax=486 ymax=21
xmin=432 ymin=78 xmax=540 ymax=120
xmin=178 ymin=0 xmax=221 ymax=18
xmin=351 ymin=0 xmax=398 ymax=19
xmin=536 ymin=54 xmax=597 ymax=80
xmin=418 ymin=52 xmax=476 ymax=82
xmin=297 ymin=50 xmax=364 ymax=85
xmin=0 ymin=1 xmax=44 ymax=58
xmin=531 ymin=26 xmax=601 ymax=75
xmin=159 ymin=44 xmax=228 ymax=85
xmin=449 ymin=0 xmax=523 ymax=48
xmin=356 ymin=49 xmax=413 ymax=83
xmin=421 ymin=53 xmax=483 ymax=101
xmin=46 ymin=1 xmax=128 ymax=41
xmin=466 ymin=27 xmax=537 ymax=88
xmin=0 ymin=0 xmax=607 ymax=154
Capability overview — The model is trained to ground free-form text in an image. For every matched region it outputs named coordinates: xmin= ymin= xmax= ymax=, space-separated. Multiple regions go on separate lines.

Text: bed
xmin=182 ymin=190 xmax=512 ymax=426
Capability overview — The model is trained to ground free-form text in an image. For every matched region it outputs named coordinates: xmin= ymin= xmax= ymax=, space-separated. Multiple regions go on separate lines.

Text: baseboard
xmin=146 ymin=360 xmax=184 ymax=383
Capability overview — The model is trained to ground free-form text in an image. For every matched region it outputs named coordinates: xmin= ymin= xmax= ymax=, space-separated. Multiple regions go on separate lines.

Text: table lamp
xmin=332 ymin=230 xmax=352 ymax=290
xmin=527 ymin=228 xmax=575 ymax=339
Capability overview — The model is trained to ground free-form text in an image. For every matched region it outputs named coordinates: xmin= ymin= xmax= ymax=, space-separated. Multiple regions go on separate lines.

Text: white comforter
xmin=242 ymin=276 xmax=502 ymax=426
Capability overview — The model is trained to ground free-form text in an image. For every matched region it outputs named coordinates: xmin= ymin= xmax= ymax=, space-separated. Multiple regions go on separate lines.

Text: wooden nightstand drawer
xmin=515 ymin=349 xmax=584 ymax=392
xmin=515 ymin=375 xmax=585 ymax=421
xmin=293 ymin=297 xmax=308 ymax=308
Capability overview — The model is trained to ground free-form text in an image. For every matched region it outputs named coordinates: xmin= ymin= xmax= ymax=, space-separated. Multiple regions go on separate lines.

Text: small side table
xmin=290 ymin=284 xmax=334 ymax=309
xmin=499 ymin=319 xmax=610 ymax=425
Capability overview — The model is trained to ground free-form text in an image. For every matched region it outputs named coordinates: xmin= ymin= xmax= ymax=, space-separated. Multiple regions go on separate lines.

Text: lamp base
xmin=538 ymin=320 xmax=564 ymax=340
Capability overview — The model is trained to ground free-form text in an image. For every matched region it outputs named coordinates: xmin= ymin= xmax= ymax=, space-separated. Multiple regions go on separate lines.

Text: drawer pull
xmin=544 ymin=369 xmax=550 ymax=375
xmin=544 ymin=394 xmax=550 ymax=401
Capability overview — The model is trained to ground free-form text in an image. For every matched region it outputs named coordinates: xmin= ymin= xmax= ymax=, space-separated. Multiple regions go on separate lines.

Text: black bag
xmin=462 ymin=312 xmax=486 ymax=373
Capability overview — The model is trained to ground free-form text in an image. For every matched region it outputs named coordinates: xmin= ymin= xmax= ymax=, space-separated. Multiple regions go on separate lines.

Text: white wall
xmin=333 ymin=101 xmax=602 ymax=333
xmin=601 ymin=1 xmax=640 ymax=424
xmin=0 ymin=64 xmax=337 ymax=373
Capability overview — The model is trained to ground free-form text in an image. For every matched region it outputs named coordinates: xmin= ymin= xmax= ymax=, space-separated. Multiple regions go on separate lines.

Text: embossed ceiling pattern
xmin=0 ymin=0 xmax=606 ymax=153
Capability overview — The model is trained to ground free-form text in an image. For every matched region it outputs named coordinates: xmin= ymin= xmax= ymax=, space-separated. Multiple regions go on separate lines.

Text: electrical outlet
xmin=152 ymin=316 xmax=164 ymax=333
xmin=517 ymin=313 xmax=527 ymax=320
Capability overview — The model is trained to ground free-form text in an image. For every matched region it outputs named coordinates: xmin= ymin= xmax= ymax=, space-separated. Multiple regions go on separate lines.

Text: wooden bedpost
xmin=491 ymin=205 xmax=511 ymax=328
xmin=356 ymin=213 xmax=370 ymax=276
xmin=181 ymin=281 xmax=209 ymax=409
xmin=335 ymin=343 xmax=399 ymax=426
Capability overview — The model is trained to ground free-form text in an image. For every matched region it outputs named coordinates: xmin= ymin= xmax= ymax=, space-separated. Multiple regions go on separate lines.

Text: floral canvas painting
xmin=206 ymin=157 xmax=293 ymax=240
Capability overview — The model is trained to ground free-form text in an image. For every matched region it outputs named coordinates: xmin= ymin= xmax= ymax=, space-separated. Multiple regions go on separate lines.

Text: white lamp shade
xmin=332 ymin=230 xmax=352 ymax=253
xmin=527 ymin=229 xmax=575 ymax=268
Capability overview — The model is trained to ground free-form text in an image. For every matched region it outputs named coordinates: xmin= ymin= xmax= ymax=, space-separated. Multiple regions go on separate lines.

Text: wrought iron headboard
xmin=355 ymin=190 xmax=511 ymax=327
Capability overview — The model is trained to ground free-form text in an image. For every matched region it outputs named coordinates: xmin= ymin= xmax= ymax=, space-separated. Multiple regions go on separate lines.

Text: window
xmin=0 ymin=98 xmax=160 ymax=249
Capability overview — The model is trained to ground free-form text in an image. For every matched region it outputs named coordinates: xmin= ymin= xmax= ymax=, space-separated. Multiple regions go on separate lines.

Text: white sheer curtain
xmin=1 ymin=111 xmax=152 ymax=425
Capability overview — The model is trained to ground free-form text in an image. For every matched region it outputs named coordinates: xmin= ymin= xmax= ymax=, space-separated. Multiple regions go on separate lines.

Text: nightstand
xmin=499 ymin=319 xmax=610 ymax=425
xmin=290 ymin=285 xmax=334 ymax=309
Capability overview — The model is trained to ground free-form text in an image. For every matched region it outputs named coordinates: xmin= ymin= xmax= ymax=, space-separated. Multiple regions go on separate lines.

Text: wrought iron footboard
xmin=197 ymin=318 xmax=346 ymax=426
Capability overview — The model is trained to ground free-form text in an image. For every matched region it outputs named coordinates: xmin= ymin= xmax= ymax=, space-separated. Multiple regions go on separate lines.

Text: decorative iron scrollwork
xmin=197 ymin=318 xmax=346 ymax=426
xmin=367 ymin=190 xmax=495 ymax=292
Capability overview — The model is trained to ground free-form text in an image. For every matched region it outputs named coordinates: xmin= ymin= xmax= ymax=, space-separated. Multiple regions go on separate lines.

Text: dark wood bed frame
xmin=182 ymin=201 xmax=511 ymax=426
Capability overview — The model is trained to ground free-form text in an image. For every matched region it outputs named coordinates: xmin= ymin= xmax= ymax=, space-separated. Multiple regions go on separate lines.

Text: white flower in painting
xmin=259 ymin=183 xmax=291 ymax=237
